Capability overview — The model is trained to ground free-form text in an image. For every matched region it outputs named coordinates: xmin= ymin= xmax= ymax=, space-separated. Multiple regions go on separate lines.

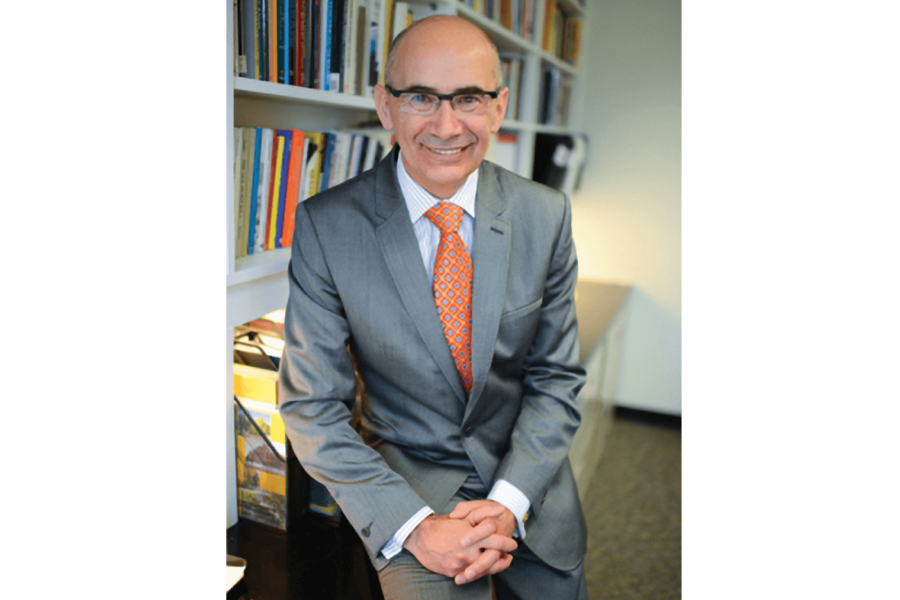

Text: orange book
xmin=281 ymin=130 xmax=305 ymax=248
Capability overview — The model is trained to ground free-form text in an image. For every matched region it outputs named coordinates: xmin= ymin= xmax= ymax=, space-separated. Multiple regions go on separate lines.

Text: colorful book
xmin=267 ymin=133 xmax=286 ymax=250
xmin=281 ymin=130 xmax=305 ymax=248
xmin=273 ymin=129 xmax=293 ymax=248
xmin=247 ymin=128 xmax=263 ymax=254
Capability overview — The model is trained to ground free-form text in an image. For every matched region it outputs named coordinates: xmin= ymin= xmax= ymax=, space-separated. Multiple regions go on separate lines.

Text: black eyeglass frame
xmin=383 ymin=85 xmax=501 ymax=113
xmin=384 ymin=86 xmax=501 ymax=102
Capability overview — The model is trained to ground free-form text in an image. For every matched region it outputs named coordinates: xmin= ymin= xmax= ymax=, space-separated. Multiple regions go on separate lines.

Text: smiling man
xmin=279 ymin=15 xmax=588 ymax=600
xmin=374 ymin=17 xmax=508 ymax=199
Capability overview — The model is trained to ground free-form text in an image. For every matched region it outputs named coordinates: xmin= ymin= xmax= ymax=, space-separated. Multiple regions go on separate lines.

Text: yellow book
xmin=238 ymin=398 xmax=287 ymax=496
xmin=267 ymin=134 xmax=285 ymax=249
xmin=235 ymin=396 xmax=286 ymax=444
xmin=234 ymin=363 xmax=279 ymax=405
xmin=304 ymin=132 xmax=325 ymax=197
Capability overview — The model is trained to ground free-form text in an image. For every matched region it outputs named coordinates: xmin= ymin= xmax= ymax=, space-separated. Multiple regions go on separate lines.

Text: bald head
xmin=384 ymin=16 xmax=504 ymax=90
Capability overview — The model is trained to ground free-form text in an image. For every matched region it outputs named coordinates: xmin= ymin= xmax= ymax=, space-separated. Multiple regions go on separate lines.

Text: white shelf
xmin=234 ymin=77 xmax=377 ymax=110
xmin=228 ymin=248 xmax=291 ymax=287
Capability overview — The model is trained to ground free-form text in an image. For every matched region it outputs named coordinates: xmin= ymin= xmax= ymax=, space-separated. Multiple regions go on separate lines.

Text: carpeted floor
xmin=581 ymin=408 xmax=682 ymax=599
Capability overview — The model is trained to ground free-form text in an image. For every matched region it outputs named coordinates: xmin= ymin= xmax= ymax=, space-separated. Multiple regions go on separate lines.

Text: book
xmin=239 ymin=0 xmax=257 ymax=78
xmin=254 ymin=128 xmax=274 ymax=254
xmin=320 ymin=0 xmax=332 ymax=90
xmin=235 ymin=399 xmax=287 ymax=529
xmin=329 ymin=0 xmax=345 ymax=91
xmin=303 ymin=131 xmax=326 ymax=198
xmin=234 ymin=363 xmax=280 ymax=404
xmin=274 ymin=130 xmax=293 ymax=248
xmin=268 ymin=0 xmax=278 ymax=81
xmin=392 ymin=1 xmax=409 ymax=40
xmin=263 ymin=135 xmax=279 ymax=249
xmin=236 ymin=129 xmax=245 ymax=257
xmin=234 ymin=128 xmax=390 ymax=258
xmin=297 ymin=0 xmax=306 ymax=85
xmin=237 ymin=128 xmax=254 ymax=258
xmin=266 ymin=131 xmax=286 ymax=250
xmin=381 ymin=0 xmax=394 ymax=84
xmin=239 ymin=0 xmax=407 ymax=88
xmin=246 ymin=128 xmax=263 ymax=255
xmin=281 ymin=130 xmax=305 ymax=248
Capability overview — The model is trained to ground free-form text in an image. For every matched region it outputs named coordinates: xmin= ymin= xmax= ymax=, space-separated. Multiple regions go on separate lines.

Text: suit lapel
xmin=373 ymin=149 xmax=469 ymax=402
xmin=468 ymin=163 xmax=511 ymax=406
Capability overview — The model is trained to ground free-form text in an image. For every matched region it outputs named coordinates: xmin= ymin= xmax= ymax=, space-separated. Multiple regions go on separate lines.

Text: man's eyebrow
xmin=403 ymin=85 xmax=492 ymax=94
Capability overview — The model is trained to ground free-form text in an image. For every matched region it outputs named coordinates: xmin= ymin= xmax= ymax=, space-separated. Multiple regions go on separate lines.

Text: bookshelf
xmin=226 ymin=0 xmax=588 ymax=527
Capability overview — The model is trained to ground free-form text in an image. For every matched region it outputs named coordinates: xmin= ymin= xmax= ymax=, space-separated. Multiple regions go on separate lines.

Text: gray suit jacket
xmin=279 ymin=146 xmax=587 ymax=571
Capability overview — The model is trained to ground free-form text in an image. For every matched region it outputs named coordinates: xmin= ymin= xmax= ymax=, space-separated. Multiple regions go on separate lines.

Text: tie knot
xmin=424 ymin=202 xmax=465 ymax=233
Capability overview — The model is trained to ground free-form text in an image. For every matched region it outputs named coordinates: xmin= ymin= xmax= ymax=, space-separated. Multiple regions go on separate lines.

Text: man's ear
xmin=490 ymin=86 xmax=510 ymax=133
xmin=374 ymin=84 xmax=394 ymax=131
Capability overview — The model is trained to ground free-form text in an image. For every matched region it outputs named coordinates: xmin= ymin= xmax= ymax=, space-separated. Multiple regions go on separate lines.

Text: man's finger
xmin=478 ymin=532 xmax=517 ymax=554
xmin=448 ymin=501 xmax=477 ymax=520
xmin=454 ymin=549 xmax=507 ymax=585
xmin=459 ymin=517 xmax=499 ymax=547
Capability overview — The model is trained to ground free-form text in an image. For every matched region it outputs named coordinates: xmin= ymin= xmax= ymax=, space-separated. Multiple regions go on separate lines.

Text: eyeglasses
xmin=384 ymin=86 xmax=500 ymax=116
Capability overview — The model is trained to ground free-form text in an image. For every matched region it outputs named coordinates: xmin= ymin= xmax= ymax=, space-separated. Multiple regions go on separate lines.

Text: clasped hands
xmin=402 ymin=499 xmax=519 ymax=585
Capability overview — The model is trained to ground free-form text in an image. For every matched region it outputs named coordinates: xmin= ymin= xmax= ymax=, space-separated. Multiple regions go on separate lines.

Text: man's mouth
xmin=425 ymin=142 xmax=471 ymax=157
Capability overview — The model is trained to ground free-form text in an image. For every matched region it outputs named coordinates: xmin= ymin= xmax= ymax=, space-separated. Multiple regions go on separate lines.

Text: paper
xmin=225 ymin=554 xmax=247 ymax=594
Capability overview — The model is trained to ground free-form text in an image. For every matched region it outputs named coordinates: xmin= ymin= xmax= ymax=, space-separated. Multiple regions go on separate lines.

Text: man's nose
xmin=429 ymin=99 xmax=465 ymax=138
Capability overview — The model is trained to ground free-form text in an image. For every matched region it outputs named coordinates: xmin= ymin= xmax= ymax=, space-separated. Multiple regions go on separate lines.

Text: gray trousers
xmin=377 ymin=475 xmax=588 ymax=600
xmin=378 ymin=540 xmax=587 ymax=600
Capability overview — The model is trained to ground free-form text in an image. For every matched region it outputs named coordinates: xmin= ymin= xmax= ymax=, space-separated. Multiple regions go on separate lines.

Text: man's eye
xmin=457 ymin=95 xmax=479 ymax=105
xmin=407 ymin=94 xmax=434 ymax=106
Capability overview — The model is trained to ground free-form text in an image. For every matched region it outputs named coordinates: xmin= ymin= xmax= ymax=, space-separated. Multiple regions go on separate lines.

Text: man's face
xmin=375 ymin=23 xmax=508 ymax=199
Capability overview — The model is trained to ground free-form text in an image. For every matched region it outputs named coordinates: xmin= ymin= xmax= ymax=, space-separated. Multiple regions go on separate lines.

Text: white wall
xmin=571 ymin=0 xmax=681 ymax=414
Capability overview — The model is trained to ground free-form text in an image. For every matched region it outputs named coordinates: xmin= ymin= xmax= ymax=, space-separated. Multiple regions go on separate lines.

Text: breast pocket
xmin=493 ymin=297 xmax=543 ymax=373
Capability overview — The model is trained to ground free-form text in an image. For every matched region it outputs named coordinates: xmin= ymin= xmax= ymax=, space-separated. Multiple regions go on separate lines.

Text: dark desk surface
xmin=574 ymin=279 xmax=632 ymax=365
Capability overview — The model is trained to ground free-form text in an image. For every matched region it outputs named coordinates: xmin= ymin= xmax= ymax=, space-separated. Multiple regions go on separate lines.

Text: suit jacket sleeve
xmin=278 ymin=199 xmax=430 ymax=557
xmin=489 ymin=190 xmax=586 ymax=520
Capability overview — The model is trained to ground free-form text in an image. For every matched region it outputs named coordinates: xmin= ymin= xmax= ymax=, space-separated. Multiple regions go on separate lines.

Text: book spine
xmin=274 ymin=130 xmax=292 ymax=248
xmin=267 ymin=134 xmax=285 ymax=249
xmin=319 ymin=0 xmax=333 ymax=92
xmin=246 ymin=129 xmax=260 ymax=254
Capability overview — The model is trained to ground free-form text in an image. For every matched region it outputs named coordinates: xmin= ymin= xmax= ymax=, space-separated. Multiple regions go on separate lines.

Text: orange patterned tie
xmin=424 ymin=203 xmax=473 ymax=393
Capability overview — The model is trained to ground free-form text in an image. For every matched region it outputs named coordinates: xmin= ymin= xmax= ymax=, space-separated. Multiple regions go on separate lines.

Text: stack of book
xmin=233 ymin=127 xmax=390 ymax=259
xmin=234 ymin=360 xmax=288 ymax=530
xmin=538 ymin=67 xmax=572 ymax=126
xmin=234 ymin=0 xmax=424 ymax=96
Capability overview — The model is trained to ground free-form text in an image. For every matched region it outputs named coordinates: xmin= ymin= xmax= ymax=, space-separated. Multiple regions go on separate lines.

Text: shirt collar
xmin=397 ymin=151 xmax=478 ymax=224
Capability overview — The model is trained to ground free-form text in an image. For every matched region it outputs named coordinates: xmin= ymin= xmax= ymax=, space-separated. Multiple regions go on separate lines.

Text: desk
xmin=569 ymin=280 xmax=632 ymax=497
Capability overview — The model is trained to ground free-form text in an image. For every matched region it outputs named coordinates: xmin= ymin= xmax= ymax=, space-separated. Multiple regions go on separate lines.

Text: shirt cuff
xmin=488 ymin=479 xmax=531 ymax=540
xmin=380 ymin=506 xmax=434 ymax=560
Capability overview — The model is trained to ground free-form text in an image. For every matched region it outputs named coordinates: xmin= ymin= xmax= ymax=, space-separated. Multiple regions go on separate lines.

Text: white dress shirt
xmin=379 ymin=153 xmax=531 ymax=561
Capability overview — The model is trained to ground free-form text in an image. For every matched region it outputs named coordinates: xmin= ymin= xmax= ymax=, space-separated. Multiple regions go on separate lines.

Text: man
xmin=279 ymin=15 xmax=588 ymax=599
